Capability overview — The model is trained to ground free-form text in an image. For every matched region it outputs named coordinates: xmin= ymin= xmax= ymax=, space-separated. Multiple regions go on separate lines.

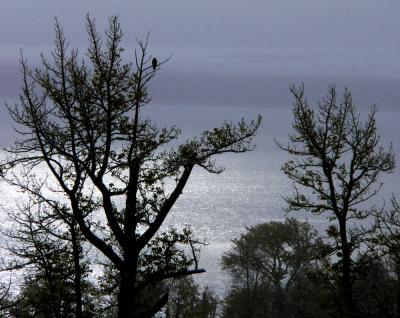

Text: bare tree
xmin=1 ymin=15 xmax=261 ymax=318
xmin=277 ymin=84 xmax=394 ymax=317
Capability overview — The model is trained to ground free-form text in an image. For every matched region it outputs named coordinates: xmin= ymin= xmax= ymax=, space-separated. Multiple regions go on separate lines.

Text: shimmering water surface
xmin=144 ymin=103 xmax=400 ymax=294
xmin=1 ymin=72 xmax=400 ymax=295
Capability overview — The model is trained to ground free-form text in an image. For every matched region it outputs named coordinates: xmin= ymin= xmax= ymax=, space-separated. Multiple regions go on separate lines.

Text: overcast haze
xmin=1 ymin=0 xmax=399 ymax=47
xmin=1 ymin=1 xmax=400 ymax=78
xmin=1 ymin=1 xmax=400 ymax=115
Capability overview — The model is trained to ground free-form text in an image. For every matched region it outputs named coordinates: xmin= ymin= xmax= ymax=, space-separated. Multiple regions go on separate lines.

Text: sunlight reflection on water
xmin=148 ymin=104 xmax=400 ymax=295
xmin=0 ymin=103 xmax=399 ymax=296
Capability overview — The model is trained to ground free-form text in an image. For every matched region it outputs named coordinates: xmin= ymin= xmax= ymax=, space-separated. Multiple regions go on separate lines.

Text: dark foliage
xmin=0 ymin=15 xmax=260 ymax=317
xmin=276 ymin=85 xmax=395 ymax=317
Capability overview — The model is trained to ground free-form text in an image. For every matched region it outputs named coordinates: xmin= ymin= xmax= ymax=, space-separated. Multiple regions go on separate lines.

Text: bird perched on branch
xmin=152 ymin=57 xmax=157 ymax=70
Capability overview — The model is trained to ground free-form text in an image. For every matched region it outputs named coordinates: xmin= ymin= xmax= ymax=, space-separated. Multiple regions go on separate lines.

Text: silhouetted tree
xmin=1 ymin=15 xmax=260 ymax=318
xmin=0 ymin=280 xmax=17 ymax=317
xmin=277 ymin=85 xmax=395 ymax=317
xmin=1 ymin=198 xmax=95 ymax=317
xmin=222 ymin=218 xmax=324 ymax=318
xmin=375 ymin=198 xmax=400 ymax=318
xmin=352 ymin=254 xmax=397 ymax=318
xmin=166 ymin=277 xmax=218 ymax=318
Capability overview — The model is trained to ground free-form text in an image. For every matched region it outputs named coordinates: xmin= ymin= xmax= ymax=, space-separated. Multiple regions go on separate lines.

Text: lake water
xmin=0 ymin=63 xmax=400 ymax=296
xmin=145 ymin=103 xmax=400 ymax=295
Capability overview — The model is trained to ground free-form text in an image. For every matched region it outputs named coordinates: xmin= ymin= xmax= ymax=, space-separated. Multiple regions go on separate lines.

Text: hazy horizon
xmin=1 ymin=1 xmax=400 ymax=79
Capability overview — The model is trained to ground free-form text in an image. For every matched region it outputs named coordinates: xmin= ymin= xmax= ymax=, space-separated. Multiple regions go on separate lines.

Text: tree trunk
xmin=117 ymin=268 xmax=137 ymax=318
xmin=396 ymin=261 xmax=400 ymax=318
xmin=338 ymin=217 xmax=356 ymax=318
xmin=71 ymin=224 xmax=83 ymax=318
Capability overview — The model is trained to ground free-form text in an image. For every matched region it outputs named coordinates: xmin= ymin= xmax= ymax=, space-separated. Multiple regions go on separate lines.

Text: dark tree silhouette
xmin=1 ymin=15 xmax=260 ymax=318
xmin=277 ymin=84 xmax=394 ymax=317
xmin=0 ymin=195 xmax=93 ymax=317
xmin=222 ymin=218 xmax=324 ymax=318
xmin=375 ymin=198 xmax=400 ymax=318
xmin=166 ymin=277 xmax=219 ymax=318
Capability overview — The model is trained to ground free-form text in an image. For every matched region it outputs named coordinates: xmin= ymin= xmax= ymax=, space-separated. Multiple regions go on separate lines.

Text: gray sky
xmin=1 ymin=1 xmax=400 ymax=57
xmin=1 ymin=0 xmax=400 ymax=93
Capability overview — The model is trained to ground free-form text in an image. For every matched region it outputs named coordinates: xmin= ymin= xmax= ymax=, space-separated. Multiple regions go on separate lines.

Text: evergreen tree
xmin=277 ymin=85 xmax=394 ymax=317
xmin=1 ymin=15 xmax=260 ymax=317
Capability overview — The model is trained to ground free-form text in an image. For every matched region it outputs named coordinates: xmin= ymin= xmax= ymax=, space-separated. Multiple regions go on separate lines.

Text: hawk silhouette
xmin=152 ymin=57 xmax=157 ymax=70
